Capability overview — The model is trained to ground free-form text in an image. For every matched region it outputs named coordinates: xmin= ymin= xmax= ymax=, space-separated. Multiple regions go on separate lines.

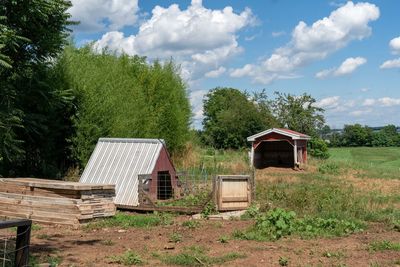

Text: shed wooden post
xmin=294 ymin=139 xmax=298 ymax=166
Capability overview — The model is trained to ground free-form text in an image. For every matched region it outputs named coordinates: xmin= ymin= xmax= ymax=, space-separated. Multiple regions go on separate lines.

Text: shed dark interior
xmin=253 ymin=141 xmax=294 ymax=169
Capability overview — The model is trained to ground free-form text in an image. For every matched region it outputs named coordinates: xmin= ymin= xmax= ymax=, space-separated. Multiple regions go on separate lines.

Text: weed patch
xmin=233 ymin=208 xmax=363 ymax=241
xmin=157 ymin=245 xmax=245 ymax=266
xmin=84 ymin=212 xmax=173 ymax=230
xmin=182 ymin=220 xmax=200 ymax=229
xmin=369 ymin=240 xmax=400 ymax=252
xmin=108 ymin=250 xmax=143 ymax=265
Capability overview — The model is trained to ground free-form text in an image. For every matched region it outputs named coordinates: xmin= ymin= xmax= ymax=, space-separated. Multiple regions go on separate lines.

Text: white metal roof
xmin=247 ymin=128 xmax=311 ymax=141
xmin=80 ymin=138 xmax=164 ymax=206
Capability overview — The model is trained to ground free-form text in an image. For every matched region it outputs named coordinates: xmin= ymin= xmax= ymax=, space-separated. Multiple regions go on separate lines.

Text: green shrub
xmin=278 ymin=256 xmax=289 ymax=266
xmin=309 ymin=138 xmax=330 ymax=159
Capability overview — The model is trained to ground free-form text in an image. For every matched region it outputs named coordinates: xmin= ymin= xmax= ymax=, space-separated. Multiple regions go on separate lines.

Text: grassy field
xmin=329 ymin=147 xmax=400 ymax=179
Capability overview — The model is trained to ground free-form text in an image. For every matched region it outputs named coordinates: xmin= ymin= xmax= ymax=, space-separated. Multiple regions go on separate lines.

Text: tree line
xmin=325 ymin=124 xmax=400 ymax=147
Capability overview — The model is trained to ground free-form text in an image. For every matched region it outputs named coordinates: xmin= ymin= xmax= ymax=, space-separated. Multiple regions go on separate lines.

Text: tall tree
xmin=56 ymin=46 xmax=191 ymax=166
xmin=272 ymin=92 xmax=325 ymax=136
xmin=202 ymin=87 xmax=277 ymax=149
xmin=0 ymin=0 xmax=73 ymax=177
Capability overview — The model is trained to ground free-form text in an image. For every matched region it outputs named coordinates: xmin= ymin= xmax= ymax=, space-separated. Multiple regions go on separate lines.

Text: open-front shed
xmin=80 ymin=138 xmax=177 ymax=208
xmin=247 ymin=128 xmax=310 ymax=169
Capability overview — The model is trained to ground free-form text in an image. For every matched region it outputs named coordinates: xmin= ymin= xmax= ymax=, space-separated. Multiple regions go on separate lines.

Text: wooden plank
xmin=0 ymin=178 xmax=115 ymax=191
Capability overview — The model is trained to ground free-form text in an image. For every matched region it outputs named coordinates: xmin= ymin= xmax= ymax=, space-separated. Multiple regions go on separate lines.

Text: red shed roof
xmin=247 ymin=128 xmax=311 ymax=141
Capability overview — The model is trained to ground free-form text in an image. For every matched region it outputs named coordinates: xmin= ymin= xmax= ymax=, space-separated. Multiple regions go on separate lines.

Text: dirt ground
xmin=27 ymin=218 xmax=400 ymax=267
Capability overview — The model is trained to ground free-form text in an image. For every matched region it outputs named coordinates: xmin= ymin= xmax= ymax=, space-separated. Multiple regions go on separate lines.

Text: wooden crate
xmin=214 ymin=175 xmax=251 ymax=211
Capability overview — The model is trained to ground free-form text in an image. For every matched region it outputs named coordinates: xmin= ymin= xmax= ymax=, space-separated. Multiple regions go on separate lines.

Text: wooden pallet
xmin=0 ymin=178 xmax=116 ymax=226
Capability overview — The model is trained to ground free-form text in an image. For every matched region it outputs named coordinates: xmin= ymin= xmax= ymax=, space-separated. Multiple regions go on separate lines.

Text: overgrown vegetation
xmin=233 ymin=208 xmax=363 ymax=241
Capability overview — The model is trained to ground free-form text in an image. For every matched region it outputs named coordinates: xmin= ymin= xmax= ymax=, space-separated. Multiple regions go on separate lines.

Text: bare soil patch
xmin=28 ymin=218 xmax=400 ymax=267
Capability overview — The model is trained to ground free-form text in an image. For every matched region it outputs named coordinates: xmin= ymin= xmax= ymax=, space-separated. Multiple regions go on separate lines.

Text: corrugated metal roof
xmin=80 ymin=138 xmax=164 ymax=206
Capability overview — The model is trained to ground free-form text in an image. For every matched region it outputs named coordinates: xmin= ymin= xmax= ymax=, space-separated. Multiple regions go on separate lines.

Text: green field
xmin=329 ymin=147 xmax=400 ymax=179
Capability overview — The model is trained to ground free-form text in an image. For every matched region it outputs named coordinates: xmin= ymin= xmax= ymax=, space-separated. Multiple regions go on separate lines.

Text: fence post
xmin=14 ymin=220 xmax=32 ymax=267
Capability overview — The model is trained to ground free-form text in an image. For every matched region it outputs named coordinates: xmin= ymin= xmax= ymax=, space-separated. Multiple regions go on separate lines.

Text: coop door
xmin=157 ymin=171 xmax=173 ymax=200
xmin=216 ymin=175 xmax=251 ymax=211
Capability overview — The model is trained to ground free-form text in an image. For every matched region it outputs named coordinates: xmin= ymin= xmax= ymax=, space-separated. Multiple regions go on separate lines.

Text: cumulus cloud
xmin=362 ymin=98 xmax=375 ymax=106
xmin=93 ymin=0 xmax=255 ymax=81
xmin=315 ymin=96 xmax=340 ymax=109
xmin=316 ymin=57 xmax=366 ymax=78
xmin=389 ymin=36 xmax=400 ymax=54
xmin=380 ymin=58 xmax=400 ymax=69
xmin=205 ymin=67 xmax=226 ymax=78
xmin=230 ymin=1 xmax=379 ymax=84
xmin=378 ymin=97 xmax=400 ymax=107
xmin=68 ymin=0 xmax=139 ymax=32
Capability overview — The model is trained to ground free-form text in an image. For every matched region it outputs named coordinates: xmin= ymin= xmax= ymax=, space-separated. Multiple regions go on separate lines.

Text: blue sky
xmin=68 ymin=0 xmax=400 ymax=129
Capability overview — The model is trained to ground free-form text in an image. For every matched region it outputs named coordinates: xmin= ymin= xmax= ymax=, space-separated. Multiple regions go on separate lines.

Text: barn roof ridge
xmin=247 ymin=128 xmax=311 ymax=141
xmin=98 ymin=137 xmax=165 ymax=144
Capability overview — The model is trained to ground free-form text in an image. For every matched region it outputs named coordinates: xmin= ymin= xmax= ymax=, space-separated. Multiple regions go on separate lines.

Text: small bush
xmin=309 ymin=138 xmax=330 ymax=159
xmin=278 ymin=256 xmax=289 ymax=266
xmin=201 ymin=201 xmax=217 ymax=219
xmin=109 ymin=250 xmax=143 ymax=265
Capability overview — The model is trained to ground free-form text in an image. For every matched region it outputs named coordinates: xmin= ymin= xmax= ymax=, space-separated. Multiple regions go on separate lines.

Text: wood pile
xmin=0 ymin=178 xmax=116 ymax=225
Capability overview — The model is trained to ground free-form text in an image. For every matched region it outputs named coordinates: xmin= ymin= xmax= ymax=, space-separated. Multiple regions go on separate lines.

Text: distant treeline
xmin=323 ymin=124 xmax=400 ymax=147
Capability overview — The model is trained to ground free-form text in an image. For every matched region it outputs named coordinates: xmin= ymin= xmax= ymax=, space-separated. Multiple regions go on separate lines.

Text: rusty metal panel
xmin=214 ymin=175 xmax=251 ymax=211
xmin=80 ymin=138 xmax=163 ymax=207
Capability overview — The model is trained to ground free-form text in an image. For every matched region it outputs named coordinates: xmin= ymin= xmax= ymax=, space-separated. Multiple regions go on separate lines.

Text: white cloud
xmin=380 ymin=58 xmax=400 ymax=69
xmin=377 ymin=97 xmax=400 ymax=107
xmin=350 ymin=109 xmax=372 ymax=117
xmin=362 ymin=98 xmax=375 ymax=106
xmin=334 ymin=57 xmax=367 ymax=75
xmin=190 ymin=89 xmax=208 ymax=127
xmin=205 ymin=67 xmax=226 ymax=78
xmin=230 ymin=1 xmax=379 ymax=84
xmin=271 ymin=31 xmax=286 ymax=37
xmin=360 ymin=87 xmax=369 ymax=92
xmin=316 ymin=57 xmax=366 ymax=78
xmin=389 ymin=36 xmax=400 ymax=54
xmin=315 ymin=96 xmax=340 ymax=109
xmin=93 ymin=0 xmax=255 ymax=81
xmin=69 ymin=0 xmax=139 ymax=32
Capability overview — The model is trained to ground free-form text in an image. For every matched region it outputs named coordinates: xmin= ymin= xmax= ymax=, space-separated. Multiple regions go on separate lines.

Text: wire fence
xmin=0 ymin=220 xmax=31 ymax=267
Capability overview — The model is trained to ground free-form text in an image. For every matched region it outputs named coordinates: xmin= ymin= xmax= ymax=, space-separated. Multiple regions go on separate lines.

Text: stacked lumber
xmin=0 ymin=178 xmax=116 ymax=225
